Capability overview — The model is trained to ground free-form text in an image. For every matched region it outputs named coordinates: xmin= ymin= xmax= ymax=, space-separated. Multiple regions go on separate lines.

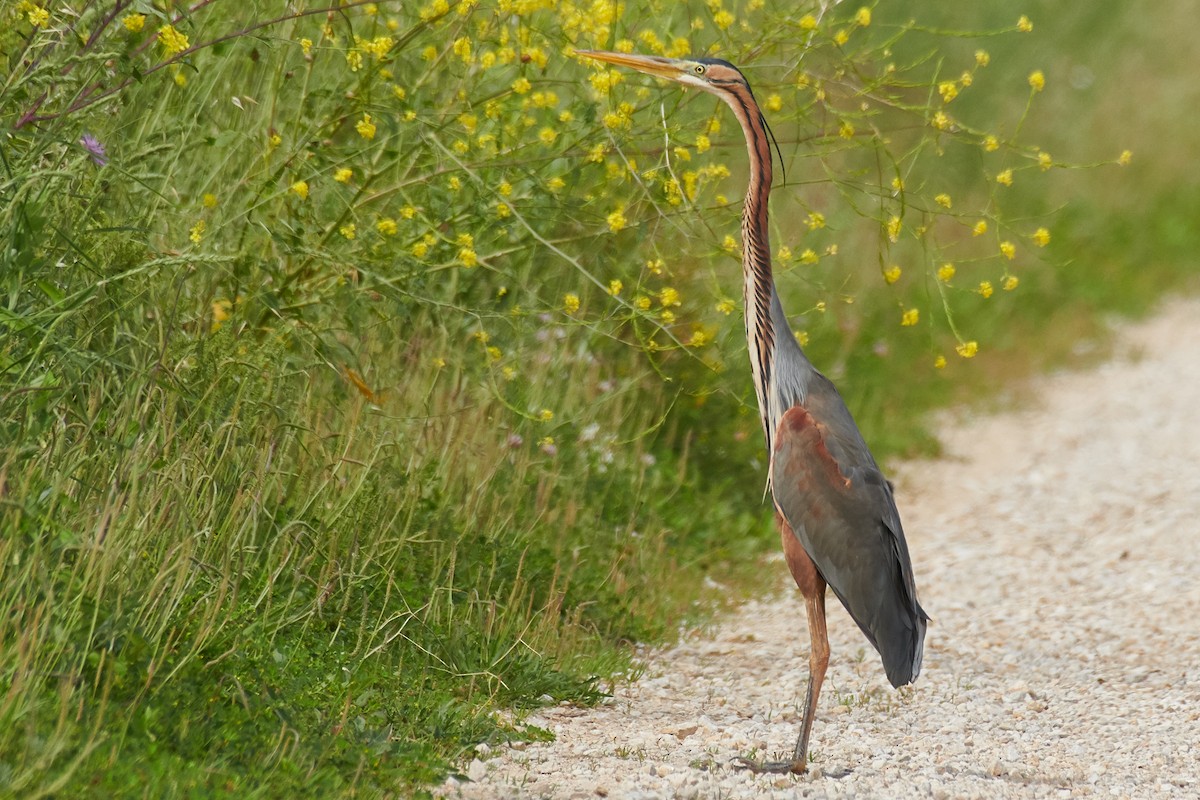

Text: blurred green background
xmin=1 ymin=0 xmax=1195 ymax=796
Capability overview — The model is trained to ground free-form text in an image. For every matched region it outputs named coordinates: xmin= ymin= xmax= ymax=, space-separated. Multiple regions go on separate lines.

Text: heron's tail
xmin=875 ymin=596 xmax=928 ymax=688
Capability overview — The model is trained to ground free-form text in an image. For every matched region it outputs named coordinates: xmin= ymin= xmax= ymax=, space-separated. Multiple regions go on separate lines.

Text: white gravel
xmin=440 ymin=298 xmax=1200 ymax=799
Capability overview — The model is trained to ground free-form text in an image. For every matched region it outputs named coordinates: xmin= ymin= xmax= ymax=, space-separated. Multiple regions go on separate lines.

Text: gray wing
xmin=770 ymin=402 xmax=928 ymax=687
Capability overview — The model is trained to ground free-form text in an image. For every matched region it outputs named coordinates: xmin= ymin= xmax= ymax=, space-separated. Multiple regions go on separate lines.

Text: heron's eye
xmin=694 ymin=65 xmax=706 ymax=75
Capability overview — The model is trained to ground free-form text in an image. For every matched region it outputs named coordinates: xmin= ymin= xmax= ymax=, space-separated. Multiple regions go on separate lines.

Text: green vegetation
xmin=1 ymin=1 xmax=1195 ymax=797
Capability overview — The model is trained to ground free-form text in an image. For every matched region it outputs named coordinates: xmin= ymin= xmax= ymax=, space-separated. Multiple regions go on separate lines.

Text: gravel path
xmin=440 ymin=299 xmax=1200 ymax=800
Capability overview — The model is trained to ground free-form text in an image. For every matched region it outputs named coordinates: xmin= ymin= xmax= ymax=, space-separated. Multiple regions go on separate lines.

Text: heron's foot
xmin=731 ymin=756 xmax=807 ymax=775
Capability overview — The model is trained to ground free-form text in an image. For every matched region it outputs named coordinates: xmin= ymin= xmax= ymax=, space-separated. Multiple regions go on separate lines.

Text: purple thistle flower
xmin=79 ymin=133 xmax=107 ymax=166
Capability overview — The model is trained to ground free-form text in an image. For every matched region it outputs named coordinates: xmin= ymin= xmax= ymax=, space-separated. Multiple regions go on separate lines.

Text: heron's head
xmin=575 ymin=50 xmax=750 ymax=99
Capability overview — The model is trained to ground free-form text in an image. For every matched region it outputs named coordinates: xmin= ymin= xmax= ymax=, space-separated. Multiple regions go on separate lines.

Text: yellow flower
xmin=956 ymin=341 xmax=979 ymax=358
xmin=608 ymin=279 xmax=623 ymax=296
xmin=695 ymin=134 xmax=711 ymax=153
xmin=346 ymin=50 xmax=364 ymax=72
xmin=1118 ymin=150 xmax=1133 ymax=166
xmin=886 ymin=215 xmax=901 ymax=242
xmin=486 ymin=346 xmax=502 ymax=361
xmin=937 ymin=263 xmax=956 ymax=282
xmin=716 ymin=298 xmax=735 ymax=315
xmin=300 ymin=38 xmax=313 ymax=56
xmin=975 ymin=50 xmax=990 ymax=67
xmin=1038 ymin=151 xmax=1053 ymax=171
xmin=452 ymin=37 xmax=471 ymax=63
xmin=765 ymin=94 xmax=783 ymax=113
xmin=189 ymin=220 xmax=205 ymax=244
xmin=687 ymin=329 xmax=711 ymax=347
xmin=800 ymin=249 xmax=819 ymax=265
xmin=996 ymin=169 xmax=1013 ymax=186
xmin=1017 ymin=15 xmax=1033 ymax=33
xmin=635 ymin=296 xmax=651 ymax=311
xmin=376 ymin=218 xmax=398 ymax=235
xmin=392 ymin=85 xmax=407 ymax=100
xmin=448 ymin=176 xmax=461 ymax=191
xmin=1028 ymin=70 xmax=1045 ymax=92
xmin=211 ymin=299 xmax=232 ymax=331
xmin=901 ymin=308 xmax=919 ymax=327
xmin=934 ymin=193 xmax=952 ymax=209
xmin=123 ymin=13 xmax=146 ymax=32
xmin=158 ymin=25 xmax=190 ymax=56
xmin=456 ymin=233 xmax=473 ymax=247
xmin=795 ymin=331 xmax=810 ymax=346
xmin=420 ymin=0 xmax=450 ymax=21
xmin=1004 ymin=276 xmax=1020 ymax=291
xmin=400 ymin=205 xmax=417 ymax=219
xmin=934 ymin=355 xmax=947 ymax=369
xmin=411 ymin=241 xmax=429 ymax=258
xmin=269 ymin=132 xmax=282 ymax=149
xmin=538 ymin=127 xmax=558 ymax=145
xmin=979 ymin=280 xmax=994 ymax=298
xmin=538 ymin=408 xmax=554 ymax=421
xmin=356 ymin=114 xmax=376 ymax=140
xmin=883 ymin=266 xmax=902 ymax=284
xmin=563 ymin=293 xmax=581 ymax=314
xmin=722 ymin=235 xmax=738 ymax=253
xmin=458 ymin=247 xmax=478 ymax=267
xmin=202 ymin=193 xmax=217 ymax=208
xmin=1033 ymin=227 xmax=1051 ymax=247
xmin=778 ymin=246 xmax=793 ymax=263
xmin=290 ymin=180 xmax=309 ymax=200
xmin=26 ymin=4 xmax=49 ymax=26
xmin=839 ymin=121 xmax=855 ymax=139
xmin=607 ymin=206 xmax=627 ymax=233
xmin=938 ymin=81 xmax=959 ymax=103
xmin=547 ymin=176 xmax=566 ymax=192
xmin=799 ymin=14 xmax=817 ymax=30
xmin=1000 ymin=241 xmax=1016 ymax=259
xmin=660 ymin=310 xmax=676 ymax=324
xmin=173 ymin=70 xmax=188 ymax=88
xmin=339 ymin=223 xmax=356 ymax=240
xmin=673 ymin=146 xmax=691 ymax=162
xmin=807 ymin=211 xmax=825 ymax=230
xmin=713 ymin=10 xmax=734 ymax=29
xmin=495 ymin=202 xmax=511 ymax=218
xmin=931 ymin=111 xmax=951 ymax=131
xmin=834 ymin=29 xmax=850 ymax=46
xmin=855 ymin=7 xmax=871 ymax=26
xmin=973 ymin=220 xmax=988 ymax=236
xmin=984 ymin=135 xmax=999 ymax=152
xmin=334 ymin=168 xmax=353 ymax=183
xmin=659 ymin=287 xmax=681 ymax=307
xmin=512 ymin=77 xmax=532 ymax=95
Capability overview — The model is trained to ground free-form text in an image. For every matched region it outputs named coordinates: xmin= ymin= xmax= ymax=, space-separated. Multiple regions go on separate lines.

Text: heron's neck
xmin=721 ymin=89 xmax=778 ymax=442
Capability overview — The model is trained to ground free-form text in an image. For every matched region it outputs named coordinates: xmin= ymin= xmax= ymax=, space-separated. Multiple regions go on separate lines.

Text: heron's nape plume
xmin=576 ymin=49 xmax=928 ymax=776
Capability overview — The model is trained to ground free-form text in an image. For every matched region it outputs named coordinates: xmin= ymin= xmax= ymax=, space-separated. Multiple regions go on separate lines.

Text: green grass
xmin=1 ymin=1 xmax=1198 ymax=797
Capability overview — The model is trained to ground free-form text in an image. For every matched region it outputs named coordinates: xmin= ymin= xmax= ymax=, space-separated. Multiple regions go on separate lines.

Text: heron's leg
xmin=732 ymin=515 xmax=828 ymax=775
xmin=793 ymin=588 xmax=829 ymax=769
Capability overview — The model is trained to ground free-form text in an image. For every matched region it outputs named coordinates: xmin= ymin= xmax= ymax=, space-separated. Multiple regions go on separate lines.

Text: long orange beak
xmin=574 ymin=49 xmax=690 ymax=81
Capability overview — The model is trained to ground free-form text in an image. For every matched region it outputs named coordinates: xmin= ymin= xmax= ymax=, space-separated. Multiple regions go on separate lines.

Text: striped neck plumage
xmin=718 ymin=84 xmax=778 ymax=446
